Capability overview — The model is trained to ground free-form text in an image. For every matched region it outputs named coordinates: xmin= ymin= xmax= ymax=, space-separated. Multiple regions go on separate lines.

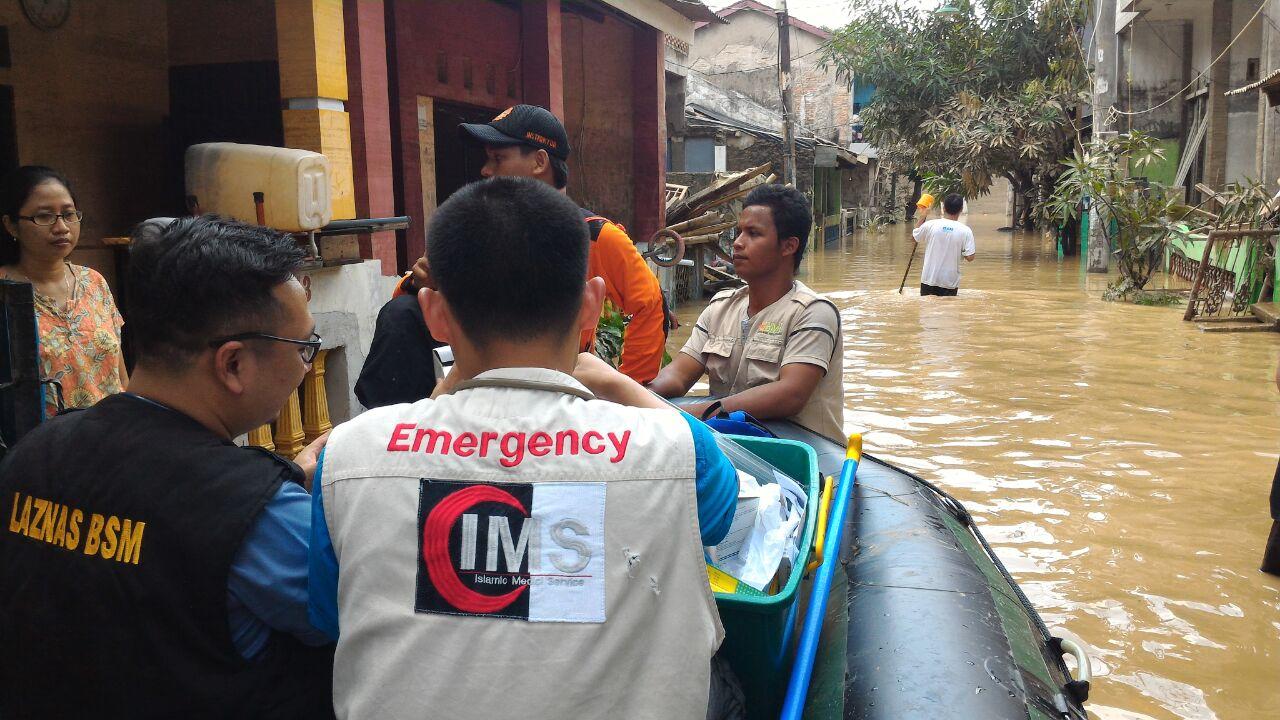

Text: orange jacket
xmin=584 ymin=219 xmax=667 ymax=384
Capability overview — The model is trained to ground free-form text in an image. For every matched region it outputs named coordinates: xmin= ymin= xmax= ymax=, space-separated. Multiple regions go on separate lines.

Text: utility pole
xmin=1086 ymin=0 xmax=1117 ymax=274
xmin=777 ymin=0 xmax=797 ymax=186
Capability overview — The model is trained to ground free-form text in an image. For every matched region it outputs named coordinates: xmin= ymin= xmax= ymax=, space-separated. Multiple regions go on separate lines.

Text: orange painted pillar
xmin=276 ymin=0 xmax=357 ymax=221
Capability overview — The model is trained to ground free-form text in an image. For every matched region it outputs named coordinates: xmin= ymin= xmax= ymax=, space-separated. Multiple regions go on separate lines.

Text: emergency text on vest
xmin=387 ymin=424 xmax=630 ymax=467
xmin=7 ymin=492 xmax=145 ymax=564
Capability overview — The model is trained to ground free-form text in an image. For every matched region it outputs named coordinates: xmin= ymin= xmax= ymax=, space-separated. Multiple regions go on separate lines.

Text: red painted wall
xmin=390 ymin=0 xmax=522 ymax=262
xmin=561 ymin=8 xmax=635 ymax=228
xmin=345 ymin=0 xmax=397 ymax=274
xmin=387 ymin=0 xmax=665 ymax=261
xmin=630 ymin=24 xmax=666 ymax=250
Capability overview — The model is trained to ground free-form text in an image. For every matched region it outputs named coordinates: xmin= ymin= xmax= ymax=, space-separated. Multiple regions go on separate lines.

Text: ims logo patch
xmin=416 ymin=479 xmax=606 ymax=623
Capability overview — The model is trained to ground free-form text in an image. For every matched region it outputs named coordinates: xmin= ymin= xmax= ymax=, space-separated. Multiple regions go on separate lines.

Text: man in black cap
xmin=359 ymin=104 xmax=669 ymax=402
xmin=458 ymin=104 xmax=575 ymax=192
xmin=459 ymin=105 xmax=668 ymax=385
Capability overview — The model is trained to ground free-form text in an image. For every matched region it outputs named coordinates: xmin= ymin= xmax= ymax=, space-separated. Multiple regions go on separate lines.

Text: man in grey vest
xmin=309 ymin=177 xmax=739 ymax=718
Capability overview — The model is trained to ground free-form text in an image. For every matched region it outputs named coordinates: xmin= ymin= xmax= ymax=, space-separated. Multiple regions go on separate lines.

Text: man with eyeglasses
xmin=0 ymin=215 xmax=335 ymax=718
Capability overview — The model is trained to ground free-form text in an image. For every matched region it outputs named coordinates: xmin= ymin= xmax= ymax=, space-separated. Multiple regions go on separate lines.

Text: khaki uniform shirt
xmin=680 ymin=281 xmax=845 ymax=440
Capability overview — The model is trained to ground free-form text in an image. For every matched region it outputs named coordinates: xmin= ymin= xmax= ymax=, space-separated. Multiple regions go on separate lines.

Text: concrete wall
xmin=689 ymin=9 xmax=850 ymax=144
xmin=302 ymin=260 xmax=398 ymax=421
xmin=1261 ymin=1 xmax=1280 ymax=186
xmin=687 ymin=74 xmax=785 ymax=132
xmin=0 ymin=2 xmax=170 ymax=286
xmin=1121 ymin=0 xmax=1265 ymax=187
xmin=1227 ymin=0 xmax=1264 ymax=184
xmin=840 ymin=163 xmax=873 ymax=208
xmin=1126 ymin=19 xmax=1186 ymax=139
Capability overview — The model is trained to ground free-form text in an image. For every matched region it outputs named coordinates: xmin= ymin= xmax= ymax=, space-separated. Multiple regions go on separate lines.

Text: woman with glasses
xmin=0 ymin=165 xmax=126 ymax=416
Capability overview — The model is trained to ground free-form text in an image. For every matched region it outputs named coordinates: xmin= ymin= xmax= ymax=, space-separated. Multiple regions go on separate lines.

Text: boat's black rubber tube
xmin=763 ymin=420 xmax=1086 ymax=720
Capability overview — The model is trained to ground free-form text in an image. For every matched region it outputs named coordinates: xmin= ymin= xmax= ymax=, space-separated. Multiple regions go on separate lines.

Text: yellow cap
xmin=917 ymin=193 xmax=936 ymax=209
xmin=846 ymin=433 xmax=863 ymax=461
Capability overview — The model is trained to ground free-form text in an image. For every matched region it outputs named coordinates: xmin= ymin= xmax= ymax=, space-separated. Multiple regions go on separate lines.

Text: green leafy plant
xmin=594 ymin=301 xmax=628 ymax=367
xmin=1047 ymin=131 xmax=1181 ymax=293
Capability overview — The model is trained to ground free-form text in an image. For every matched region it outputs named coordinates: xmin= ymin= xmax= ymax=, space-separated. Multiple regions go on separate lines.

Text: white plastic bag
xmin=710 ymin=470 xmax=805 ymax=591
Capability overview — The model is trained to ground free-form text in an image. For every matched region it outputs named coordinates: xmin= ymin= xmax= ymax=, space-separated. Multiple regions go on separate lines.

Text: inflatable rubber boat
xmin=685 ymin=403 xmax=1092 ymax=720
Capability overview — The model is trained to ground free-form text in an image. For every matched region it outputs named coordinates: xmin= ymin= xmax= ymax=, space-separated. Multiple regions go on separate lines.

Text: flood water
xmin=671 ymin=201 xmax=1280 ymax=719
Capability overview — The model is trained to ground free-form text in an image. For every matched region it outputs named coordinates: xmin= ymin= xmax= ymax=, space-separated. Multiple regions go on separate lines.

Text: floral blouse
xmin=1 ymin=264 xmax=124 ymax=417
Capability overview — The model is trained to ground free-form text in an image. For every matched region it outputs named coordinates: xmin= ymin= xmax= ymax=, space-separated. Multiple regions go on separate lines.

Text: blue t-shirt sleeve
xmin=681 ymin=413 xmax=738 ymax=546
xmin=226 ymin=478 xmax=332 ymax=658
xmin=308 ymin=451 xmax=341 ymax=642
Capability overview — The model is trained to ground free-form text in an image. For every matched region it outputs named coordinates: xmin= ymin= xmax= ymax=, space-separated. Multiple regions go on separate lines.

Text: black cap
xmin=459 ymin=104 xmax=572 ymax=160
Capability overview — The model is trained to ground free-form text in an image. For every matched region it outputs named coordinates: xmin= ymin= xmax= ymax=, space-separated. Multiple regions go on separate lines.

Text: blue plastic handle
xmin=779 ymin=437 xmax=862 ymax=720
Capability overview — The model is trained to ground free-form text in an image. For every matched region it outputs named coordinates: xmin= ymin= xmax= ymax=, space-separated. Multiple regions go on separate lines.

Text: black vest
xmin=0 ymin=394 xmax=334 ymax=719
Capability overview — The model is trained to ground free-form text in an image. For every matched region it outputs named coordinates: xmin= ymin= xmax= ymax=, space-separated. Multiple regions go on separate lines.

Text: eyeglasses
xmin=208 ymin=331 xmax=322 ymax=363
xmin=18 ymin=210 xmax=83 ymax=227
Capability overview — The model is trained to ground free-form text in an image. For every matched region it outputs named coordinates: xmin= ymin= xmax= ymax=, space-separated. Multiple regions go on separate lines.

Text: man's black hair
xmin=943 ymin=193 xmax=964 ymax=215
xmin=515 ymin=145 xmax=569 ymax=189
xmin=743 ymin=184 xmax=813 ymax=272
xmin=126 ymin=215 xmax=307 ymax=367
xmin=428 ymin=176 xmax=587 ymax=345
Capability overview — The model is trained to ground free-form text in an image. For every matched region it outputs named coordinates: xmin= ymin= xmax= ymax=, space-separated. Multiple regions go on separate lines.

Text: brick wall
xmin=725 ymin=135 xmax=815 ymax=197
xmin=793 ymin=67 xmax=851 ymax=145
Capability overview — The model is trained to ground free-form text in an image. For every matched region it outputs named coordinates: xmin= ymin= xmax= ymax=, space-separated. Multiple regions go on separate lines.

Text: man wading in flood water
xmin=912 ymin=193 xmax=976 ymax=296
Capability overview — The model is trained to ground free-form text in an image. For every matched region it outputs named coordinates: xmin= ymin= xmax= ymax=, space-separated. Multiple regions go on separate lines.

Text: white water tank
xmin=185 ymin=142 xmax=331 ymax=232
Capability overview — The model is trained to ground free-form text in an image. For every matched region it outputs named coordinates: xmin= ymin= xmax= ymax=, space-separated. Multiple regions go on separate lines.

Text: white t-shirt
xmin=913 ymin=218 xmax=976 ymax=290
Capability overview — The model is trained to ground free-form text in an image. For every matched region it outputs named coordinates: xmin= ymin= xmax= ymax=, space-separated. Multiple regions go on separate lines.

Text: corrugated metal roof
xmin=659 ymin=0 xmax=724 ymax=25
xmin=848 ymin=142 xmax=879 ymax=160
xmin=1226 ymin=68 xmax=1280 ymax=96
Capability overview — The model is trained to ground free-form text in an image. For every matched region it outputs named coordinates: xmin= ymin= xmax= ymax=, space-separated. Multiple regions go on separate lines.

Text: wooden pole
xmin=898 ymin=244 xmax=917 ymax=294
xmin=1183 ymin=233 xmax=1219 ymax=321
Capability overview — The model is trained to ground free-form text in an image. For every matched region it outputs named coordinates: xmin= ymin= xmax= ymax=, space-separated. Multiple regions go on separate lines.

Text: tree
xmin=1049 ymin=131 xmax=1277 ymax=300
xmin=1047 ymin=131 xmax=1173 ymax=292
xmin=822 ymin=0 xmax=1088 ymax=230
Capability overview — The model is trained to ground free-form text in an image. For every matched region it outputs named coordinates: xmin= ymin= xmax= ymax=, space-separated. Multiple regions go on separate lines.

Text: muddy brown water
xmin=669 ymin=204 xmax=1280 ymax=719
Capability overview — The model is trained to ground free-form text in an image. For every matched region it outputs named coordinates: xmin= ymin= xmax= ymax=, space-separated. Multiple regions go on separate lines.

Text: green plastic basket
xmin=713 ymin=435 xmax=821 ymax=719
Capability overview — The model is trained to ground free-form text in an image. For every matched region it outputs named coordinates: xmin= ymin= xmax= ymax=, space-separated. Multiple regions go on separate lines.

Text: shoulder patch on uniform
xmin=790 ymin=293 xmax=839 ymax=314
xmin=416 ymin=479 xmax=606 ymax=623
xmin=709 ymin=287 xmax=741 ymax=304
xmin=808 ymin=297 xmax=840 ymax=318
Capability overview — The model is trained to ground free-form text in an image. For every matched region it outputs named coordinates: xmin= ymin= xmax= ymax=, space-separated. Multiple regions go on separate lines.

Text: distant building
xmin=689 ymin=0 xmax=854 ymax=146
